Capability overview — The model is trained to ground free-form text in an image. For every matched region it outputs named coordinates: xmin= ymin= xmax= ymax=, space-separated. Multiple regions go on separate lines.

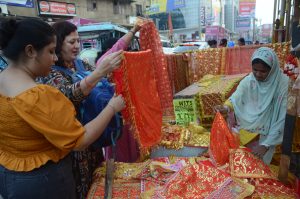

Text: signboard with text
xmin=148 ymin=0 xmax=185 ymax=14
xmin=166 ymin=0 xmax=185 ymax=12
xmin=173 ymin=98 xmax=198 ymax=126
xmin=200 ymin=6 xmax=205 ymax=26
xmin=236 ymin=17 xmax=251 ymax=32
xmin=37 ymin=1 xmax=76 ymax=16
xmin=0 ymin=0 xmax=34 ymax=8
xmin=239 ymin=0 xmax=256 ymax=17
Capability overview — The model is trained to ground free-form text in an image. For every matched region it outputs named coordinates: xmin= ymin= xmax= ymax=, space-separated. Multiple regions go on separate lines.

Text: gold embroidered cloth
xmin=229 ymin=149 xmax=276 ymax=179
xmin=139 ymin=21 xmax=174 ymax=118
xmin=210 ymin=112 xmax=239 ymax=166
xmin=197 ymin=74 xmax=247 ymax=127
xmin=113 ymin=50 xmax=162 ymax=150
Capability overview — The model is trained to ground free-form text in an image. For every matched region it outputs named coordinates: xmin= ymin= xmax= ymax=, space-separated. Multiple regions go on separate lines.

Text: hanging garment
xmin=139 ymin=21 xmax=174 ymax=118
xmin=113 ymin=50 xmax=162 ymax=151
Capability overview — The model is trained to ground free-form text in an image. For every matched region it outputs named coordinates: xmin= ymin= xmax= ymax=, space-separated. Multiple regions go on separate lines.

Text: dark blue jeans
xmin=0 ymin=155 xmax=76 ymax=199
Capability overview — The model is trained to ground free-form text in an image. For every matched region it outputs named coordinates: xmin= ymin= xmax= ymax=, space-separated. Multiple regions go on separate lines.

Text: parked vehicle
xmin=173 ymin=44 xmax=202 ymax=53
xmin=77 ymin=22 xmax=139 ymax=52
xmin=182 ymin=40 xmax=209 ymax=50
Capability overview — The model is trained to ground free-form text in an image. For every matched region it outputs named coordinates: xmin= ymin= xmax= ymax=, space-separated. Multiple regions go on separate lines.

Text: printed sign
xmin=239 ymin=0 xmax=256 ymax=17
xmin=200 ymin=6 xmax=205 ymax=26
xmin=148 ymin=0 xmax=185 ymax=14
xmin=38 ymin=1 xmax=76 ymax=16
xmin=173 ymin=98 xmax=198 ymax=126
xmin=0 ymin=0 xmax=34 ymax=8
xmin=236 ymin=17 xmax=251 ymax=32
xmin=166 ymin=0 xmax=185 ymax=12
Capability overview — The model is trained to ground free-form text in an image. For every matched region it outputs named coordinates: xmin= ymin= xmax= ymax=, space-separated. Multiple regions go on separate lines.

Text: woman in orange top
xmin=0 ymin=18 xmax=124 ymax=199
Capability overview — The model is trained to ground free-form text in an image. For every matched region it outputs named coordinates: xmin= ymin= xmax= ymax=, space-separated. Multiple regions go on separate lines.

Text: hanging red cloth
xmin=139 ymin=20 xmax=174 ymax=119
xmin=113 ymin=50 xmax=162 ymax=150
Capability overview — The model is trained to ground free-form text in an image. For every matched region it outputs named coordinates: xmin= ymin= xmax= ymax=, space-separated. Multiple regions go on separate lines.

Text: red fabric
xmin=247 ymin=178 xmax=298 ymax=198
xmin=139 ymin=21 xmax=174 ymax=118
xmin=229 ymin=149 xmax=276 ymax=179
xmin=223 ymin=45 xmax=257 ymax=75
xmin=209 ymin=112 xmax=239 ymax=166
xmin=113 ymin=50 xmax=162 ymax=150
xmin=157 ymin=162 xmax=238 ymax=199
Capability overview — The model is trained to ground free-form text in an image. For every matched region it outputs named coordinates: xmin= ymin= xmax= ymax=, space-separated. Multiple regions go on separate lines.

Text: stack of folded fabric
xmin=197 ymin=74 xmax=247 ymax=127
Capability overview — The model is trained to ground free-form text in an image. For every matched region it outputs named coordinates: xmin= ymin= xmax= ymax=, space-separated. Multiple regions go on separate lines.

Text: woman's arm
xmin=96 ymin=24 xmax=140 ymax=64
xmin=73 ymin=95 xmax=125 ymax=150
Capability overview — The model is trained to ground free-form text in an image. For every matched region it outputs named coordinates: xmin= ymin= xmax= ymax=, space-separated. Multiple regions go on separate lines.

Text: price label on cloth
xmin=173 ymin=98 xmax=198 ymax=126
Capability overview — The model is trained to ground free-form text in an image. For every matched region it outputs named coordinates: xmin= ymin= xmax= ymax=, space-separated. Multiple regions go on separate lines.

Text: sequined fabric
xmin=246 ymin=178 xmax=298 ymax=199
xmin=113 ymin=50 xmax=162 ymax=151
xmin=197 ymin=74 xmax=246 ymax=127
xmin=186 ymin=123 xmax=210 ymax=147
xmin=210 ymin=112 xmax=239 ymax=166
xmin=229 ymin=149 xmax=276 ymax=179
xmin=184 ymin=42 xmax=290 ymax=85
xmin=188 ymin=49 xmax=225 ymax=83
xmin=160 ymin=124 xmax=189 ymax=150
xmin=157 ymin=161 xmax=254 ymax=199
xmin=165 ymin=53 xmax=190 ymax=93
xmin=139 ymin=21 xmax=174 ymax=118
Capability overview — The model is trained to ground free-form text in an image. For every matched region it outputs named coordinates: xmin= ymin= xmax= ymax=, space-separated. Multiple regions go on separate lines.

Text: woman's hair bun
xmin=0 ymin=18 xmax=18 ymax=49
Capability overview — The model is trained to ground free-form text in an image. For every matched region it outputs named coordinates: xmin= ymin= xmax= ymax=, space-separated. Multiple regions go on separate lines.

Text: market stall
xmin=86 ymin=20 xmax=299 ymax=199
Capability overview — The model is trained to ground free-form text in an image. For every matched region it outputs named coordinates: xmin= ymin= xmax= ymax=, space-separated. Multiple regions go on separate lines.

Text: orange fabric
xmin=185 ymin=42 xmax=290 ymax=84
xmin=187 ymin=49 xmax=224 ymax=83
xmin=165 ymin=53 xmax=189 ymax=94
xmin=113 ymin=50 xmax=162 ymax=150
xmin=157 ymin=162 xmax=253 ymax=199
xmin=0 ymin=85 xmax=85 ymax=171
xmin=223 ymin=45 xmax=257 ymax=75
xmin=229 ymin=149 xmax=276 ymax=179
xmin=209 ymin=112 xmax=239 ymax=166
xmin=139 ymin=21 xmax=174 ymax=118
xmin=87 ymin=179 xmax=141 ymax=199
xmin=247 ymin=178 xmax=298 ymax=199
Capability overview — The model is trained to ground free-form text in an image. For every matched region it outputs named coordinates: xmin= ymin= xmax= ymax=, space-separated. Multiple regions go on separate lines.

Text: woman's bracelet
xmin=84 ymin=77 xmax=94 ymax=89
xmin=129 ymin=30 xmax=135 ymax=35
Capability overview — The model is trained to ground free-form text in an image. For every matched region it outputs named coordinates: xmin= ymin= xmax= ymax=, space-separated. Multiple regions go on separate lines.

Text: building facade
xmin=1 ymin=0 xmax=150 ymax=25
xmin=224 ymin=0 xmax=239 ymax=32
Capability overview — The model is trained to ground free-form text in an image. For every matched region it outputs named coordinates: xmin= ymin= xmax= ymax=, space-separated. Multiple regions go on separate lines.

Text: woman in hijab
xmin=216 ymin=47 xmax=289 ymax=164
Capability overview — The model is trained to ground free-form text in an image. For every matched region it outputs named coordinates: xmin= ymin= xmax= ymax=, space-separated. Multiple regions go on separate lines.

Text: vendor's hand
xmin=252 ymin=145 xmax=269 ymax=159
xmin=108 ymin=94 xmax=125 ymax=113
xmin=214 ymin=105 xmax=230 ymax=114
xmin=95 ymin=50 xmax=124 ymax=76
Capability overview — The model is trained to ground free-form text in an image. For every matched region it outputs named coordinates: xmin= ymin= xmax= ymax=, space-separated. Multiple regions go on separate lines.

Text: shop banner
xmin=148 ymin=0 xmax=185 ymax=14
xmin=38 ymin=1 xmax=76 ymax=16
xmin=239 ymin=0 xmax=256 ymax=17
xmin=236 ymin=17 xmax=251 ymax=31
xmin=166 ymin=0 xmax=185 ymax=12
xmin=173 ymin=98 xmax=198 ymax=126
xmin=148 ymin=0 xmax=167 ymax=14
xmin=0 ymin=0 xmax=34 ymax=8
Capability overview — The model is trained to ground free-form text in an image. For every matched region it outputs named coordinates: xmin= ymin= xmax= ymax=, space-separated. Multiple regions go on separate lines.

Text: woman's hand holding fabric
xmin=95 ymin=50 xmax=124 ymax=76
xmin=252 ymin=145 xmax=268 ymax=159
xmin=214 ymin=105 xmax=230 ymax=114
xmin=108 ymin=94 xmax=125 ymax=113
